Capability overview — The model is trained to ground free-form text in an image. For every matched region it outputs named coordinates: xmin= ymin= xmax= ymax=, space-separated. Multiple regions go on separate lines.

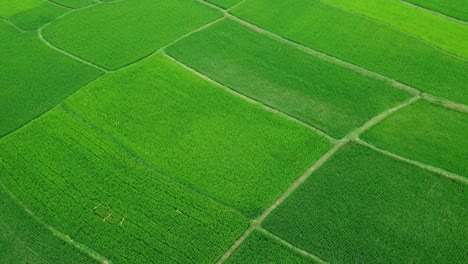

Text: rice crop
xmin=231 ymin=0 xmax=468 ymax=104
xmin=263 ymin=143 xmax=468 ymax=263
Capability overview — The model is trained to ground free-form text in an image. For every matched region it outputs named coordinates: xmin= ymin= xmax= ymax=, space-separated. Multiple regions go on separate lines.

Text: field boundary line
xmin=317 ymin=0 xmax=468 ymax=62
xmin=216 ymin=95 xmax=420 ymax=263
xmin=356 ymin=139 xmax=468 ymax=185
xmin=0 ymin=178 xmax=109 ymax=263
xmin=163 ymin=53 xmax=337 ymax=142
xmin=256 ymin=227 xmax=329 ymax=264
xmin=421 ymin=93 xmax=468 ymax=113
xmin=400 ymin=0 xmax=468 ymax=26
xmin=114 ymin=16 xmax=226 ymax=72
xmin=1 ymin=3 xmax=225 ymax=141
xmin=208 ymin=10 xmax=468 ymax=114
xmin=37 ymin=28 xmax=109 ymax=73
xmin=227 ymin=0 xmax=247 ymax=11
xmin=0 ymin=17 xmax=26 ymax=32
xmin=345 ymin=95 xmax=420 ymax=140
xmin=216 ymin=141 xmax=347 ymax=263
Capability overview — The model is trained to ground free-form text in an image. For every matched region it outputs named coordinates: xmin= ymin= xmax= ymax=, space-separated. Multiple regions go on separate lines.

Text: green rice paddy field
xmin=0 ymin=0 xmax=466 ymax=263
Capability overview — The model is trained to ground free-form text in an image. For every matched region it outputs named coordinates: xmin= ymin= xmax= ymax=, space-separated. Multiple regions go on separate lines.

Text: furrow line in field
xmin=61 ymin=105 xmax=248 ymax=219
xmin=256 ymin=227 xmax=329 ymax=264
xmin=216 ymin=96 xmax=420 ymax=263
xmin=0 ymin=178 xmax=109 ymax=263
xmin=163 ymin=52 xmax=338 ymax=143
xmin=317 ymin=0 xmax=468 ymax=62
xmin=400 ymin=0 xmax=468 ymax=26
xmin=356 ymin=139 xmax=468 ymax=185
xmin=209 ymin=10 xmax=468 ymax=114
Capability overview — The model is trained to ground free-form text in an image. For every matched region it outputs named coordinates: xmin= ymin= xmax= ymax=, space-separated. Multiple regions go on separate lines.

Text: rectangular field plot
xmin=361 ymin=100 xmax=468 ymax=177
xmin=0 ymin=108 xmax=249 ymax=263
xmin=42 ymin=0 xmax=222 ymax=69
xmin=0 ymin=21 xmax=102 ymax=137
xmin=404 ymin=0 xmax=468 ymax=22
xmin=63 ymin=55 xmax=332 ymax=217
xmin=167 ymin=20 xmax=410 ymax=138
xmin=226 ymin=230 xmax=317 ymax=264
xmin=0 ymin=188 xmax=94 ymax=264
xmin=263 ymin=143 xmax=468 ymax=263
xmin=231 ymin=0 xmax=468 ymax=104
xmin=0 ymin=0 xmax=67 ymax=30
xmin=320 ymin=0 xmax=468 ymax=59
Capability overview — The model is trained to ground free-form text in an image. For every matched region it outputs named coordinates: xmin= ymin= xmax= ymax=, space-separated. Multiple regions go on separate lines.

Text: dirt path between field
xmin=216 ymin=94 xmax=423 ymax=263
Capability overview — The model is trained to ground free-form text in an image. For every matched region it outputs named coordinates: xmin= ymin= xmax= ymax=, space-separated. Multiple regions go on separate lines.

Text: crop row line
xmin=400 ymin=0 xmax=468 ymax=26
xmin=317 ymin=0 xmax=468 ymax=62
xmin=0 ymin=177 xmax=109 ymax=263
xmin=256 ymin=227 xmax=328 ymax=264
xmin=61 ymin=105 xmax=248 ymax=219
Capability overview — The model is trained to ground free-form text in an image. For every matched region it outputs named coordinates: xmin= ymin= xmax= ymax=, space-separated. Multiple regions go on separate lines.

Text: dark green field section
xmin=42 ymin=0 xmax=222 ymax=70
xmin=263 ymin=143 xmax=468 ymax=263
xmin=0 ymin=21 xmax=102 ymax=137
xmin=63 ymin=55 xmax=332 ymax=217
xmin=231 ymin=0 xmax=468 ymax=104
xmin=0 ymin=0 xmax=67 ymax=30
xmin=362 ymin=100 xmax=468 ymax=177
xmin=226 ymin=230 xmax=315 ymax=264
xmin=167 ymin=20 xmax=410 ymax=138
xmin=206 ymin=0 xmax=242 ymax=9
xmin=0 ymin=108 xmax=249 ymax=263
xmin=0 ymin=189 xmax=94 ymax=264
xmin=50 ymin=0 xmax=95 ymax=9
xmin=404 ymin=0 xmax=468 ymax=22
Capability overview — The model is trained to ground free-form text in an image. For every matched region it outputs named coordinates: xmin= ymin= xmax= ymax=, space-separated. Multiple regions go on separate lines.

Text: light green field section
xmin=0 ymin=0 xmax=67 ymax=30
xmin=206 ymin=0 xmax=242 ymax=9
xmin=63 ymin=55 xmax=332 ymax=217
xmin=51 ymin=0 xmax=95 ymax=9
xmin=42 ymin=0 xmax=222 ymax=70
xmin=0 ymin=21 xmax=102 ymax=137
xmin=320 ymin=0 xmax=468 ymax=59
xmin=226 ymin=230 xmax=316 ymax=264
xmin=264 ymin=143 xmax=468 ymax=263
xmin=231 ymin=0 xmax=468 ymax=104
xmin=362 ymin=100 xmax=468 ymax=177
xmin=0 ymin=108 xmax=249 ymax=263
xmin=404 ymin=0 xmax=468 ymax=22
xmin=0 ymin=0 xmax=44 ymax=17
xmin=167 ymin=20 xmax=410 ymax=138
xmin=0 ymin=188 xmax=95 ymax=264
